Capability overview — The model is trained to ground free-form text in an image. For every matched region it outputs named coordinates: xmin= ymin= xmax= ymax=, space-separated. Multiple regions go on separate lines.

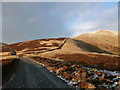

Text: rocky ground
xmin=54 ymin=53 xmax=120 ymax=71
xmin=29 ymin=56 xmax=120 ymax=89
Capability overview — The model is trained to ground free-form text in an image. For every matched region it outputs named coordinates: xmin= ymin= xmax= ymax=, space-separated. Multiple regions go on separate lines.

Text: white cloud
xmin=98 ymin=5 xmax=118 ymax=30
xmin=68 ymin=3 xmax=118 ymax=37
xmin=2 ymin=2 xmax=118 ymax=44
xmin=70 ymin=22 xmax=98 ymax=37
xmin=27 ymin=17 xmax=39 ymax=24
xmin=71 ymin=22 xmax=96 ymax=31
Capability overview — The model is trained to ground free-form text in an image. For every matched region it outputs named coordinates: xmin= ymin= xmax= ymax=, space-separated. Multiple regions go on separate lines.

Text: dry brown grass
xmin=2 ymin=38 xmax=66 ymax=55
xmin=0 ymin=56 xmax=18 ymax=66
xmin=29 ymin=56 xmax=120 ymax=89
xmin=55 ymin=53 xmax=120 ymax=71
xmin=0 ymin=52 xmax=10 ymax=56
xmin=1 ymin=59 xmax=13 ymax=66
xmin=36 ymin=38 xmax=115 ymax=62
xmin=4 ymin=38 xmax=66 ymax=51
xmin=74 ymin=30 xmax=119 ymax=54
xmin=0 ymin=47 xmax=11 ymax=52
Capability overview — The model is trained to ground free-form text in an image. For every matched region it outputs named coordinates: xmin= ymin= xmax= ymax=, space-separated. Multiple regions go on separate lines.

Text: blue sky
xmin=2 ymin=2 xmax=118 ymax=44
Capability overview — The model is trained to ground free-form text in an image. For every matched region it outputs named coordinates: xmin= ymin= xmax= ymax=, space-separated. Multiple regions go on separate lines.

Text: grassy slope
xmin=74 ymin=30 xmax=119 ymax=54
xmin=55 ymin=53 xmax=119 ymax=71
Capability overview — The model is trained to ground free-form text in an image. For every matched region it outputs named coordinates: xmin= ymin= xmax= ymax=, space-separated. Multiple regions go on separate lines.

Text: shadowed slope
xmin=74 ymin=39 xmax=113 ymax=54
xmin=42 ymin=38 xmax=113 ymax=54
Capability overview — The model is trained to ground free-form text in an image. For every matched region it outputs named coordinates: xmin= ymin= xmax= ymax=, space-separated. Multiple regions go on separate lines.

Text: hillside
xmin=1 ymin=32 xmax=120 ymax=89
xmin=74 ymin=30 xmax=119 ymax=54
xmin=0 ymin=42 xmax=8 ymax=47
xmin=0 ymin=42 xmax=8 ymax=53
xmin=38 ymin=38 xmax=113 ymax=59
xmin=1 ymin=32 xmax=119 ymax=70
xmin=30 ymin=30 xmax=119 ymax=71
xmin=2 ymin=38 xmax=66 ymax=56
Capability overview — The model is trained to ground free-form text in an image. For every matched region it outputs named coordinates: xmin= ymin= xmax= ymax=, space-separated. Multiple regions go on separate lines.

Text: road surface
xmin=3 ymin=57 xmax=75 ymax=89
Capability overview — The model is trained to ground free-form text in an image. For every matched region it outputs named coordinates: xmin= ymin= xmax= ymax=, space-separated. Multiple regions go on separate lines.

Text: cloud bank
xmin=2 ymin=2 xmax=118 ymax=44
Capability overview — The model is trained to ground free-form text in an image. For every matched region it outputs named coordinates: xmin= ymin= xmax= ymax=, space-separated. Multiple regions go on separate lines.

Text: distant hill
xmin=0 ymin=42 xmax=8 ymax=47
xmin=74 ymin=30 xmax=119 ymax=54
xmin=2 ymin=30 xmax=119 ymax=55
xmin=0 ymin=42 xmax=8 ymax=52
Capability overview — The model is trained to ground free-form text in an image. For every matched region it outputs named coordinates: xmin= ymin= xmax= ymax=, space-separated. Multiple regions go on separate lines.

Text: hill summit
xmin=74 ymin=30 xmax=119 ymax=54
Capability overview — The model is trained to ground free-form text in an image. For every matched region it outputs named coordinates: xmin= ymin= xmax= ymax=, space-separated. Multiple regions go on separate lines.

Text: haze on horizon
xmin=2 ymin=2 xmax=118 ymax=44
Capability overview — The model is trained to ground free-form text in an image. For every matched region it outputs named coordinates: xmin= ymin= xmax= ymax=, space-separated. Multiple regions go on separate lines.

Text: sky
xmin=2 ymin=2 xmax=118 ymax=44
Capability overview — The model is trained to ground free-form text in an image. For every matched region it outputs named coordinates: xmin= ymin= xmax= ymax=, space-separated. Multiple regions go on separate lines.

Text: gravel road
xmin=3 ymin=57 xmax=76 ymax=89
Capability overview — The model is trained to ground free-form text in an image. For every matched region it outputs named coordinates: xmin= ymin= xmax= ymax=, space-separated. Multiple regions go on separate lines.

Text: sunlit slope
xmin=2 ymin=38 xmax=66 ymax=55
xmin=38 ymin=38 xmax=113 ymax=60
xmin=74 ymin=30 xmax=119 ymax=54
